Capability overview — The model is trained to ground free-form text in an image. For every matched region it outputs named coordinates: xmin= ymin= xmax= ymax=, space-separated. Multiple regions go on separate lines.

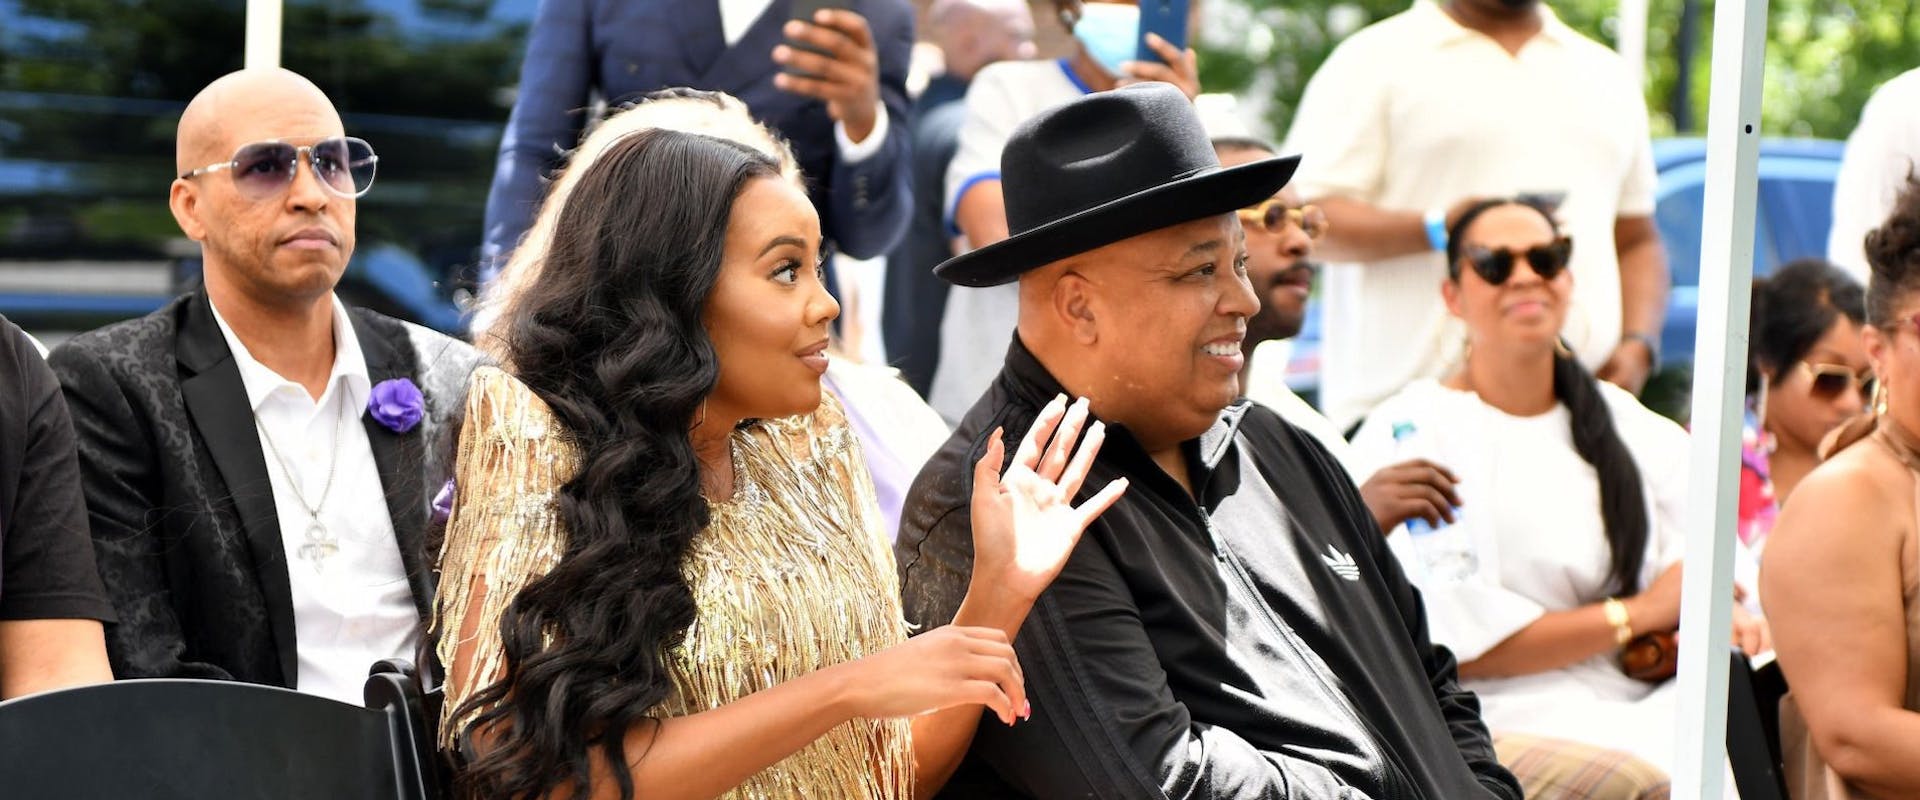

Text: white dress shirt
xmin=210 ymin=295 xmax=419 ymax=705
xmin=718 ymin=0 xmax=889 ymax=162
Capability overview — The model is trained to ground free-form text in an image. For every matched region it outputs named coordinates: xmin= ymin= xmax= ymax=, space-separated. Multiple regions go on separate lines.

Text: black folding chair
xmin=0 ymin=659 xmax=444 ymax=799
xmin=366 ymin=658 xmax=449 ymax=800
xmin=1727 ymin=647 xmax=1790 ymax=800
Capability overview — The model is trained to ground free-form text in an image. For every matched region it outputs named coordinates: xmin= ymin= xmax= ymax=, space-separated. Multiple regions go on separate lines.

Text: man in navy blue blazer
xmin=481 ymin=0 xmax=916 ymax=278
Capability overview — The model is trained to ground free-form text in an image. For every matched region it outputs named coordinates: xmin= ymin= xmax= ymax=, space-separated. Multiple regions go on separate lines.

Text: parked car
xmin=0 ymin=0 xmax=538 ymax=337
xmin=1282 ymin=136 xmax=1846 ymax=422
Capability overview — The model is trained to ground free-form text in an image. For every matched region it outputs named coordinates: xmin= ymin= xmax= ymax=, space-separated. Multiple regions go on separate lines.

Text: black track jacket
xmin=897 ymin=338 xmax=1522 ymax=800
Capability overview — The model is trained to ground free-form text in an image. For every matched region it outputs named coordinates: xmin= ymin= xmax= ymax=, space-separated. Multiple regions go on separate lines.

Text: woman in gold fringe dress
xmin=433 ymin=121 xmax=1126 ymax=799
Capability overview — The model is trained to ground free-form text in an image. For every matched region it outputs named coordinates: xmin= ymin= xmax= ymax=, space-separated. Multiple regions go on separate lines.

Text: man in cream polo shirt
xmin=1283 ymin=0 xmax=1668 ymax=431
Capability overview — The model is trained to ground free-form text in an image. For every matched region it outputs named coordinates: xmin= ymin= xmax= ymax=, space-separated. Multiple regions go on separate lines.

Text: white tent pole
xmin=1616 ymin=0 xmax=1650 ymax=88
xmin=245 ymin=0 xmax=282 ymax=70
xmin=1675 ymin=0 xmax=1769 ymax=791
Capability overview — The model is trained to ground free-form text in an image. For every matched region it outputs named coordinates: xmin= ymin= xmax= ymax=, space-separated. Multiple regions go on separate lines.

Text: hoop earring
xmin=691 ymin=401 xmax=708 ymax=430
xmin=1553 ymin=337 xmax=1573 ymax=358
xmin=1755 ymin=379 xmax=1777 ymax=454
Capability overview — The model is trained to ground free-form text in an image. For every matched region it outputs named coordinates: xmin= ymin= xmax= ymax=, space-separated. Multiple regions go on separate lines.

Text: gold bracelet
xmin=1603 ymin=598 xmax=1634 ymax=646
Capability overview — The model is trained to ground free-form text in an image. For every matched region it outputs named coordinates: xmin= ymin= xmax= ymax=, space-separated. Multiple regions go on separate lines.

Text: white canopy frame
xmin=237 ymin=0 xmax=1770 ymax=793
xmin=1676 ymin=0 xmax=1769 ymax=791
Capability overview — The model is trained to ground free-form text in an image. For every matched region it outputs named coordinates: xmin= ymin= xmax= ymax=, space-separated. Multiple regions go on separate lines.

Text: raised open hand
xmin=969 ymin=395 xmax=1129 ymax=607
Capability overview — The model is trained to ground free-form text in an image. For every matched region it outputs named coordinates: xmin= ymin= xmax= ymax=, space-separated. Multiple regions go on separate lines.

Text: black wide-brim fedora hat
xmin=936 ymin=82 xmax=1301 ymax=288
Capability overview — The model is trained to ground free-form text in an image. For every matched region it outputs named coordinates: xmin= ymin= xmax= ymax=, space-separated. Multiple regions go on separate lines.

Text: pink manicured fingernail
xmin=1021 ymin=701 xmax=1032 ymax=720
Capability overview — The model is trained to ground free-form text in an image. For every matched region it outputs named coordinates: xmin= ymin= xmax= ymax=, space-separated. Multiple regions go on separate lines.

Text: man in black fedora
xmin=896 ymin=83 xmax=1522 ymax=799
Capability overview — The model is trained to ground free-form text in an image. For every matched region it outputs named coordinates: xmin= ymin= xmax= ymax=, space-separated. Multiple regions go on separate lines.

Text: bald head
xmin=927 ymin=0 xmax=1035 ymax=82
xmin=170 ymin=68 xmax=355 ymax=318
xmin=176 ymin=69 xmax=341 ymax=174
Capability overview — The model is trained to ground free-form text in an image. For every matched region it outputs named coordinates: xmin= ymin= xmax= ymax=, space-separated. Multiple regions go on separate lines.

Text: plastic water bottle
xmin=1391 ymin=421 xmax=1478 ymax=582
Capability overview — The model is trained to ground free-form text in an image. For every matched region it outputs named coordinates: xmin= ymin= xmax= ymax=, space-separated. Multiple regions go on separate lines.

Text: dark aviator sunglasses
xmin=1459 ymin=237 xmax=1573 ymax=285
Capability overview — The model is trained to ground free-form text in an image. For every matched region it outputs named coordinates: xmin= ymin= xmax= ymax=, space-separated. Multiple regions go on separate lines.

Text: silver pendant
xmin=298 ymin=520 xmax=338 ymax=573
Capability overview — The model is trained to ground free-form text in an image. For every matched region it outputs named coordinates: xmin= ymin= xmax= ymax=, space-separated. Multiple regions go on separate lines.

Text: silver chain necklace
xmin=255 ymin=395 xmax=349 ymax=573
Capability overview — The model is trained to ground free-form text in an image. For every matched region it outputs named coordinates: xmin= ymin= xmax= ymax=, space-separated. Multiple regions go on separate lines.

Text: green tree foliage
xmin=1196 ymin=0 xmax=1920 ymax=142
xmin=1 ymin=0 xmax=530 ymax=267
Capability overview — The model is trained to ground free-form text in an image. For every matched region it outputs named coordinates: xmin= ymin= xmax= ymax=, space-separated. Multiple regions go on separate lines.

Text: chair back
xmin=0 ymin=677 xmax=416 ymax=799
xmin=366 ymin=658 xmax=449 ymax=800
xmin=1728 ymin=648 xmax=1790 ymax=800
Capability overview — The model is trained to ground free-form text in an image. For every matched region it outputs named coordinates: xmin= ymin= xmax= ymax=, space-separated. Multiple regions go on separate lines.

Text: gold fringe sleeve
xmin=432 ymin=365 xmax=579 ymax=751
xmin=654 ymin=393 xmax=913 ymax=799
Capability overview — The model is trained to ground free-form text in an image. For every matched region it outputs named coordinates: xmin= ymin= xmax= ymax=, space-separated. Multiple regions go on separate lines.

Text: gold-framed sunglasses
xmin=1236 ymin=199 xmax=1329 ymax=240
xmin=1799 ymin=362 xmax=1874 ymax=401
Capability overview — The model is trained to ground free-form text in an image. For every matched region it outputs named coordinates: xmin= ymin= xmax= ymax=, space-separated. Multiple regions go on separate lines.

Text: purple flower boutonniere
xmin=368 ymin=378 xmax=425 ymax=434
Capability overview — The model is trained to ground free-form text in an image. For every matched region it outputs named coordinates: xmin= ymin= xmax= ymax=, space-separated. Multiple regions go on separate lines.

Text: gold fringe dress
xmin=434 ymin=366 xmax=913 ymax=799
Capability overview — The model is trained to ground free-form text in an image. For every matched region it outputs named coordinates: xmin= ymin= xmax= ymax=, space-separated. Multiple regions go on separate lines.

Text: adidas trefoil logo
xmin=1321 ymin=545 xmax=1360 ymax=582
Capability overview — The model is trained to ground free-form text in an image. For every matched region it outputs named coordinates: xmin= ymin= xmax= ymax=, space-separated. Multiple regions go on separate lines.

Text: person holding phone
xmin=1282 ymin=0 xmax=1670 ymax=433
xmin=480 ymin=0 xmax=916 ymax=289
xmin=926 ymin=0 xmax=1203 ymax=422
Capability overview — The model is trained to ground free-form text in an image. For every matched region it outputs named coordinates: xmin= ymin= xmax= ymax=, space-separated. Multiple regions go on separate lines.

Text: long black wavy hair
xmin=1447 ymin=198 xmax=1651 ymax=595
xmin=1746 ymin=258 xmax=1865 ymax=396
xmin=451 ymin=127 xmax=781 ymax=800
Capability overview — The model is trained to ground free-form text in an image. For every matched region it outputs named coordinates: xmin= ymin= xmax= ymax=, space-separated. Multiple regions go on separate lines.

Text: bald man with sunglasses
xmin=47 ymin=69 xmax=479 ymax=701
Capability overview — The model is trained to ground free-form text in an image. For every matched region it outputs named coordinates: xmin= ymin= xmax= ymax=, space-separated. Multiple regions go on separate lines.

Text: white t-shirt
xmin=1348 ymin=378 xmax=1689 ymax=769
xmin=210 ymin=296 xmax=420 ymax=705
xmin=1828 ymin=67 xmax=1920 ymax=281
xmin=928 ymin=59 xmax=1092 ymax=422
xmin=1282 ymin=1 xmax=1658 ymax=430
xmin=1244 ymin=339 xmax=1362 ymax=477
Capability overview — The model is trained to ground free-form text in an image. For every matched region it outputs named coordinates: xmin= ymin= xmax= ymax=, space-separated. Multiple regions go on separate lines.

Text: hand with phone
xmin=773 ymin=3 xmax=882 ymax=144
xmin=1116 ymin=33 xmax=1199 ymax=100
xmin=1115 ymin=0 xmax=1198 ymax=99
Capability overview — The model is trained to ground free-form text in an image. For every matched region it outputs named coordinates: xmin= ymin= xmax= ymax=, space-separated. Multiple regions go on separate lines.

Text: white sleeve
xmin=1638 ymin=408 xmax=1691 ymax=580
xmin=1280 ymin=39 xmax=1391 ymax=203
xmin=943 ymin=65 xmax=1022 ymax=233
xmin=1601 ymin=385 xmax=1689 ymax=583
xmin=833 ymin=102 xmax=892 ymax=163
xmin=1616 ymin=88 xmax=1659 ymax=217
xmin=1828 ymin=76 xmax=1920 ymax=282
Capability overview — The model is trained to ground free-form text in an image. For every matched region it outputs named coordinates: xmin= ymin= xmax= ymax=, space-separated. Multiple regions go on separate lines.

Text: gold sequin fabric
xmin=434 ymin=366 xmax=913 ymax=799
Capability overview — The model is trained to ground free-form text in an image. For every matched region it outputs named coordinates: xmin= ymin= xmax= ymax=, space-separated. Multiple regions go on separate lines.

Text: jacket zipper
xmin=1191 ymin=501 xmax=1420 ymax=797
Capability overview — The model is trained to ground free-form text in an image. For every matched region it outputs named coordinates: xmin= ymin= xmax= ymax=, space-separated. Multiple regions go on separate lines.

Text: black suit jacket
xmin=48 ymin=291 xmax=480 ymax=688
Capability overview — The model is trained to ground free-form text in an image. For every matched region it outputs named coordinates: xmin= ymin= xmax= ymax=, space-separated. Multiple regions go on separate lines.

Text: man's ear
xmin=169 ymin=179 xmax=207 ymax=242
xmin=1055 ymin=271 xmax=1099 ymax=344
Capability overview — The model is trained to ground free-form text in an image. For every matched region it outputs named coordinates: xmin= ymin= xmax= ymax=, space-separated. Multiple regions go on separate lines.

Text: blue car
xmin=1283 ymin=136 xmax=1845 ymax=418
